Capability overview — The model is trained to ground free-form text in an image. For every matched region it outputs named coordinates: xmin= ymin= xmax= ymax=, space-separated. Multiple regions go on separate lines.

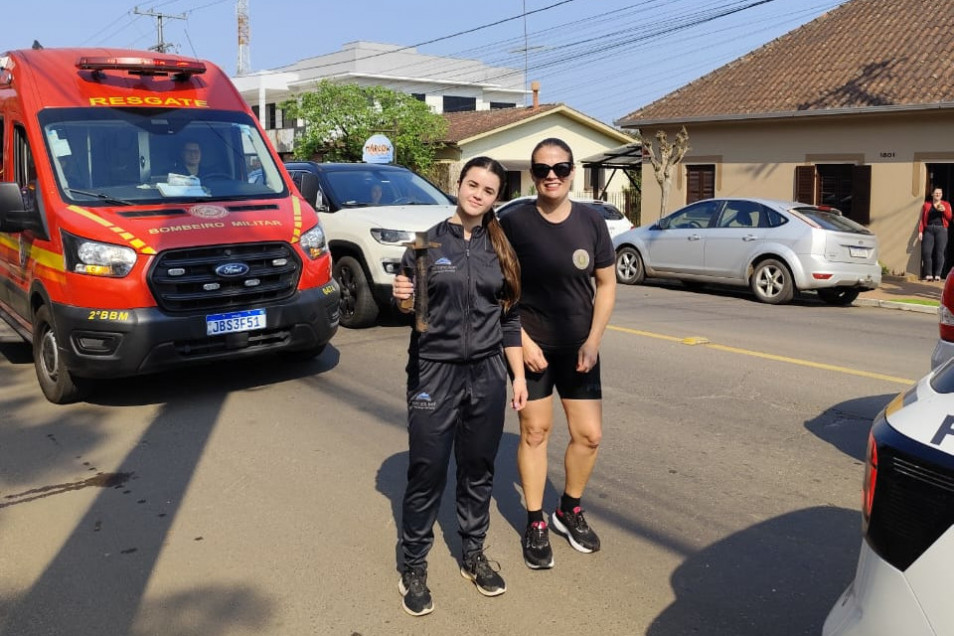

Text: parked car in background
xmin=286 ymin=161 xmax=455 ymax=328
xmin=612 ymin=198 xmax=881 ymax=305
xmin=495 ymin=196 xmax=634 ymax=240
xmin=931 ymin=273 xmax=954 ymax=369
xmin=823 ymin=363 xmax=954 ymax=635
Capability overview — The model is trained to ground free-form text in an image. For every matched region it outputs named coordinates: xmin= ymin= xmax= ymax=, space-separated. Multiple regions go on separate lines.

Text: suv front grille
xmin=148 ymin=242 xmax=301 ymax=312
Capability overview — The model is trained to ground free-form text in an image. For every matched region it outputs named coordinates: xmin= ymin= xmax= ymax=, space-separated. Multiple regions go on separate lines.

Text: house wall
xmin=455 ymin=114 xmax=633 ymax=199
xmin=638 ymin=111 xmax=954 ymax=276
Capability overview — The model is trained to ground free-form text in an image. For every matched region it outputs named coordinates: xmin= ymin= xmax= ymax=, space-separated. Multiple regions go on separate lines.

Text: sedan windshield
xmin=38 ymin=107 xmax=286 ymax=205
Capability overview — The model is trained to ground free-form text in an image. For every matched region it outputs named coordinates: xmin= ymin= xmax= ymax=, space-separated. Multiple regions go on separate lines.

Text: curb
xmin=854 ymin=298 xmax=939 ymax=314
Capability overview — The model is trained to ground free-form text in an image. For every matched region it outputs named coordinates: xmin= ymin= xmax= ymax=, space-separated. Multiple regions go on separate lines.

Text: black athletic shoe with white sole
xmin=460 ymin=551 xmax=507 ymax=596
xmin=398 ymin=566 xmax=434 ymax=616
xmin=552 ymin=506 xmax=601 ymax=553
xmin=523 ymin=521 xmax=555 ymax=569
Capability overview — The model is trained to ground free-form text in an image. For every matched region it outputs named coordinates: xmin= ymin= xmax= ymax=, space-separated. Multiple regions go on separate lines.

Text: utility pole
xmin=134 ymin=7 xmax=186 ymax=53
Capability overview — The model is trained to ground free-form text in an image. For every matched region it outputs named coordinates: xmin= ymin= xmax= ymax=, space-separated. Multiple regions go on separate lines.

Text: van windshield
xmin=38 ymin=107 xmax=286 ymax=205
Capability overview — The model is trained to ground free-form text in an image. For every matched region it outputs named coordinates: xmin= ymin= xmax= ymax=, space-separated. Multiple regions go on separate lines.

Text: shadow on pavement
xmin=647 ymin=506 xmax=859 ymax=636
xmin=86 ymin=345 xmax=341 ymax=407
xmin=377 ymin=430 xmax=554 ymax=574
xmin=0 ymin=344 xmax=340 ymax=635
xmin=804 ymin=393 xmax=897 ymax=462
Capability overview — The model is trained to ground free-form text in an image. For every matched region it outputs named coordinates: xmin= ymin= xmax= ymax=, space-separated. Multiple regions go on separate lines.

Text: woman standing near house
xmin=919 ymin=187 xmax=952 ymax=281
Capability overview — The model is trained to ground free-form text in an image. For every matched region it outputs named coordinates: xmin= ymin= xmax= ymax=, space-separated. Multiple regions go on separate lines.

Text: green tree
xmin=280 ymin=80 xmax=447 ymax=173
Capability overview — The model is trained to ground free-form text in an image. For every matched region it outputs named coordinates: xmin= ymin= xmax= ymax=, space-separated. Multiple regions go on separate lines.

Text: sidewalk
xmin=856 ymin=275 xmax=942 ymax=314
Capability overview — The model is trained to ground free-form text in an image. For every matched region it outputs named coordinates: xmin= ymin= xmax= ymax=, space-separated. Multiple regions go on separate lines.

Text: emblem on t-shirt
xmin=572 ymin=249 xmax=590 ymax=270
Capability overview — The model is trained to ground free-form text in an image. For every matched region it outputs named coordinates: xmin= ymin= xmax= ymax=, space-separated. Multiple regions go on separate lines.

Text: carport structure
xmin=581 ymin=141 xmax=642 ymax=200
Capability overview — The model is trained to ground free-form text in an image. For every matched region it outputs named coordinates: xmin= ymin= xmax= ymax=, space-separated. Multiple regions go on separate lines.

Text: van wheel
xmin=33 ymin=305 xmax=91 ymax=404
xmin=750 ymin=259 xmax=794 ymax=304
xmin=615 ymin=246 xmax=645 ymax=285
xmin=817 ymin=288 xmax=860 ymax=306
xmin=334 ymin=256 xmax=379 ymax=329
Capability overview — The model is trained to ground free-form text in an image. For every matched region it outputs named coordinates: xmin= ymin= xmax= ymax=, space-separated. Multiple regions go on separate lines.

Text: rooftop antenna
xmin=236 ymin=0 xmax=251 ymax=76
xmin=134 ymin=7 xmax=186 ymax=53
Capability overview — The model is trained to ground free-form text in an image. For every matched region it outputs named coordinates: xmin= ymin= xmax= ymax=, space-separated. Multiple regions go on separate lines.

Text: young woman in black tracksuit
xmin=391 ymin=156 xmax=527 ymax=617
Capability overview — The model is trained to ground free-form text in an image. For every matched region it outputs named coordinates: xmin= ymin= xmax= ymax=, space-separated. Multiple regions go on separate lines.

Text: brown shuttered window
xmin=686 ymin=164 xmax=714 ymax=203
xmin=794 ymin=165 xmax=816 ymax=204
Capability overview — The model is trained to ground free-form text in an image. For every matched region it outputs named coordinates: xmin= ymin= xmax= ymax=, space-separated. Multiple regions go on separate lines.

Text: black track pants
xmin=401 ymin=354 xmax=507 ymax=568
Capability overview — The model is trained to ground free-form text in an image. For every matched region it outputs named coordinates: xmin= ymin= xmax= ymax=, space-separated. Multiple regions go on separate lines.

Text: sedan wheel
xmin=750 ymin=258 xmax=794 ymax=304
xmin=615 ymin=246 xmax=645 ymax=285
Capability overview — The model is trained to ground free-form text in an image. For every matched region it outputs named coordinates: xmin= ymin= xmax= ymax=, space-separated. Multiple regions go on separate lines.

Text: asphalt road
xmin=0 ymin=283 xmax=939 ymax=636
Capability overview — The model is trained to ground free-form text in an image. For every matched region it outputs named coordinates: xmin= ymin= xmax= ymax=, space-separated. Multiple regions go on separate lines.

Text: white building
xmin=231 ymin=41 xmax=527 ymax=154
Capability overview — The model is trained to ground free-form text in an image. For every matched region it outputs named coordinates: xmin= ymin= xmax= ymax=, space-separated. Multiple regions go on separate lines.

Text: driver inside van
xmin=178 ymin=139 xmax=204 ymax=177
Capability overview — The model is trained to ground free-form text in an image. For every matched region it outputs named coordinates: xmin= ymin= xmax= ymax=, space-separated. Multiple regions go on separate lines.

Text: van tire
xmin=33 ymin=305 xmax=91 ymax=404
xmin=334 ymin=256 xmax=379 ymax=329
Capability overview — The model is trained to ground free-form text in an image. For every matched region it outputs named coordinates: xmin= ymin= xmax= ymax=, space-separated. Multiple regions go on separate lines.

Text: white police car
xmin=823 ymin=361 xmax=954 ymax=635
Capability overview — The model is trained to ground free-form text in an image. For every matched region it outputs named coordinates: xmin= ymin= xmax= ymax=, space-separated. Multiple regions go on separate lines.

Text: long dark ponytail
xmin=459 ymin=156 xmax=521 ymax=312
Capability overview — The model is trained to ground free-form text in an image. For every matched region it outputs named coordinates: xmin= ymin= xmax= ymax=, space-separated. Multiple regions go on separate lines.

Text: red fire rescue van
xmin=0 ymin=48 xmax=339 ymax=403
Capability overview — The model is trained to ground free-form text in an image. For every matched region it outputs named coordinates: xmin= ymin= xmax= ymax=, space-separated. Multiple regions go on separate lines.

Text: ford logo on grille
xmin=216 ymin=262 xmax=250 ymax=277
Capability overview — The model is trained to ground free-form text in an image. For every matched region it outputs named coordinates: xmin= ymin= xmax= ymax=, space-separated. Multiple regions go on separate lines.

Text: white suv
xmin=286 ymin=162 xmax=454 ymax=328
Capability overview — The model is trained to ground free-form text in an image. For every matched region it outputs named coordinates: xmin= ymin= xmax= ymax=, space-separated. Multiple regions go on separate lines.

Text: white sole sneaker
xmin=551 ymin=512 xmax=597 ymax=553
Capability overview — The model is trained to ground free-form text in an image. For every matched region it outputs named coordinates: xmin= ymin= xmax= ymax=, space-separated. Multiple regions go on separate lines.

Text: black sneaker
xmin=398 ymin=566 xmax=434 ymax=616
xmin=522 ymin=521 xmax=555 ymax=569
xmin=460 ymin=551 xmax=507 ymax=597
xmin=552 ymin=506 xmax=600 ymax=553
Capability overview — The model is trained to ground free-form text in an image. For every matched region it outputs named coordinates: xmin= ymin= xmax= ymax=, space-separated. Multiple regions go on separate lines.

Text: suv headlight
xmin=370 ymin=228 xmax=413 ymax=245
xmin=62 ymin=231 xmax=136 ymax=277
xmin=300 ymin=224 xmax=328 ymax=260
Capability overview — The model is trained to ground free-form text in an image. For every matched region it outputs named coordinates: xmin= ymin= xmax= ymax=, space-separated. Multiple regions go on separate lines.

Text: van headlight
xmin=370 ymin=228 xmax=413 ymax=245
xmin=62 ymin=231 xmax=136 ymax=277
xmin=300 ymin=224 xmax=328 ymax=260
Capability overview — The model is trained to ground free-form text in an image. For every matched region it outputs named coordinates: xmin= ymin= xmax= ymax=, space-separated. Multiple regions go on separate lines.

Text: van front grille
xmin=148 ymin=242 xmax=301 ymax=313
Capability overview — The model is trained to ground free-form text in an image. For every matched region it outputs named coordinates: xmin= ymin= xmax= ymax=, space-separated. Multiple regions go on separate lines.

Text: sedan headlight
xmin=62 ymin=231 xmax=136 ymax=277
xmin=370 ymin=228 xmax=413 ymax=245
xmin=299 ymin=224 xmax=328 ymax=260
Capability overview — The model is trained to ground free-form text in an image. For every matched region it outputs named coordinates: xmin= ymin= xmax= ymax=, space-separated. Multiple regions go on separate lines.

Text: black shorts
xmin=519 ymin=349 xmax=602 ymax=401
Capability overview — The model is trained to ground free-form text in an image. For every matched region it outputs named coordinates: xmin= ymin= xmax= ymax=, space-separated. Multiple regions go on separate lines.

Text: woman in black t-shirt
xmin=498 ymin=138 xmax=616 ymax=569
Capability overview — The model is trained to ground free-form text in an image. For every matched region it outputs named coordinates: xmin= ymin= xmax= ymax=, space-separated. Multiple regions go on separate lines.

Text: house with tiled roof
xmin=616 ymin=0 xmax=954 ymax=276
xmin=436 ymin=95 xmax=634 ymax=203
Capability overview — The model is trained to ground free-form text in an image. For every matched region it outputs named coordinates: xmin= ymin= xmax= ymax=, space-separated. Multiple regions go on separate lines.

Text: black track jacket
xmin=401 ymin=219 xmax=521 ymax=362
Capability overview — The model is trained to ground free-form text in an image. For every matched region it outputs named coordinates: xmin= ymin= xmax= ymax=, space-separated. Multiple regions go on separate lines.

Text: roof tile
xmin=620 ymin=0 xmax=954 ymax=124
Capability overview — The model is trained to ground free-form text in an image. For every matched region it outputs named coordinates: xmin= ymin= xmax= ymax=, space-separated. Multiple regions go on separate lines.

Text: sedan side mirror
xmin=656 ymin=217 xmax=671 ymax=230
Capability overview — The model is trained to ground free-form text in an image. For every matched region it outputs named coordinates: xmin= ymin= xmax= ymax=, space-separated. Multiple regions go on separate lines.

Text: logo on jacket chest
xmin=432 ymin=256 xmax=456 ymax=274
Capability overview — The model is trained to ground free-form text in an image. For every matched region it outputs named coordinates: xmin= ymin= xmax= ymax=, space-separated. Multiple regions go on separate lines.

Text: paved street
xmin=0 ymin=283 xmax=938 ymax=635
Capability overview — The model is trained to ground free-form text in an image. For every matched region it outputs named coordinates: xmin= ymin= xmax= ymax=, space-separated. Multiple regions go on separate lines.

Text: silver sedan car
xmin=613 ymin=198 xmax=881 ymax=305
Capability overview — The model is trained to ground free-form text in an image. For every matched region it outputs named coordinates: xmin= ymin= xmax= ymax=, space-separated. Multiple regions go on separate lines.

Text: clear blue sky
xmin=8 ymin=0 xmax=848 ymax=125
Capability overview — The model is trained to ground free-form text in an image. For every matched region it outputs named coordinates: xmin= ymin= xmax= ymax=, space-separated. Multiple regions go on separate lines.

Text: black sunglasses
xmin=531 ymin=162 xmax=573 ymax=179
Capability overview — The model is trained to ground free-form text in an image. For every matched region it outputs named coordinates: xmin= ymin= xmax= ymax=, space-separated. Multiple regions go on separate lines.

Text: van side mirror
xmin=0 ymin=182 xmax=39 ymax=233
xmin=297 ymin=172 xmax=325 ymax=210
